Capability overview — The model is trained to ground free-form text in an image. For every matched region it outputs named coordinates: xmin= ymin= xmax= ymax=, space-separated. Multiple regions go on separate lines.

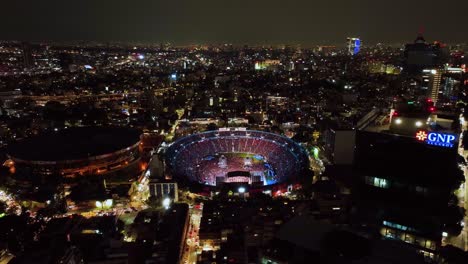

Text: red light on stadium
xmin=416 ymin=131 xmax=428 ymax=141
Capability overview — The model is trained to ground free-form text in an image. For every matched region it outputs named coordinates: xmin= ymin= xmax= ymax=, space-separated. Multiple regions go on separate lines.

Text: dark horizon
xmin=1 ymin=0 xmax=467 ymax=46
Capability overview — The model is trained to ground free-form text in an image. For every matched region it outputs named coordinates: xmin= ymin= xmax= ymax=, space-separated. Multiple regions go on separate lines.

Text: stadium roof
xmin=7 ymin=127 xmax=141 ymax=162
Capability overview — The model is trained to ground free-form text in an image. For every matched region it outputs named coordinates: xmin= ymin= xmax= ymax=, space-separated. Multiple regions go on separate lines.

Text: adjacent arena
xmin=7 ymin=127 xmax=142 ymax=177
xmin=165 ymin=129 xmax=309 ymax=189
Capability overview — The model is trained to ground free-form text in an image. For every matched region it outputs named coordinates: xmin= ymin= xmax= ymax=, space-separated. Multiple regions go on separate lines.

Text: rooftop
xmin=7 ymin=126 xmax=141 ymax=162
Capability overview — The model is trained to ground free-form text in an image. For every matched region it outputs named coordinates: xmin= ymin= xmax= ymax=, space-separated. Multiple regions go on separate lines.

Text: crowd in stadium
xmin=165 ymin=130 xmax=309 ymax=187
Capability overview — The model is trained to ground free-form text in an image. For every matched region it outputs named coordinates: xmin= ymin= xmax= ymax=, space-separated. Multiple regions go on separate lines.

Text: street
xmin=182 ymin=204 xmax=203 ymax=264
xmin=446 ymin=124 xmax=468 ymax=251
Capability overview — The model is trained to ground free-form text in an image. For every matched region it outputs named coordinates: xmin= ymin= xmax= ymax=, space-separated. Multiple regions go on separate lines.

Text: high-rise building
xmin=21 ymin=42 xmax=34 ymax=69
xmin=404 ymin=33 xmax=449 ymax=74
xmin=443 ymin=77 xmax=456 ymax=98
xmin=347 ymin=104 xmax=464 ymax=259
xmin=58 ymin=53 xmax=74 ymax=72
xmin=346 ymin=37 xmax=361 ymax=56
xmin=425 ymin=69 xmax=442 ymax=105
xmin=421 ymin=68 xmax=454 ymax=106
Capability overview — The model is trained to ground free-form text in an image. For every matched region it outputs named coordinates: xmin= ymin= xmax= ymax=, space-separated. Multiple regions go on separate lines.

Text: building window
xmin=415 ymin=186 xmax=428 ymax=195
xmin=424 ymin=240 xmax=436 ymax=250
xmin=382 ymin=221 xmax=418 ymax=233
xmin=419 ymin=250 xmax=435 ymax=260
xmin=383 ymin=228 xmax=397 ymax=239
xmin=365 ymin=176 xmax=389 ymax=188
xmin=404 ymin=233 xmax=415 ymax=244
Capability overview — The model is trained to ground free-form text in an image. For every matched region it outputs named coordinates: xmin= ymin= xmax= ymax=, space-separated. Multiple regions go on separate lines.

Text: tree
xmin=206 ymin=123 xmax=218 ymax=131
xmin=69 ymin=178 xmax=107 ymax=203
xmin=0 ymin=201 xmax=6 ymax=215
xmin=443 ymin=206 xmax=465 ymax=236
xmin=146 ymin=195 xmax=162 ymax=208
xmin=440 ymin=245 xmax=468 ymax=264
xmin=43 ymin=101 xmax=67 ymax=121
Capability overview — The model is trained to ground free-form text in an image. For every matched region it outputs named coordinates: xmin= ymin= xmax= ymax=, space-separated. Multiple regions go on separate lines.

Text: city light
xmin=96 ymin=199 xmax=113 ymax=209
xmin=104 ymin=199 xmax=113 ymax=208
xmin=162 ymin=198 xmax=171 ymax=209
xmin=1 ymin=29 xmax=465 ymax=262
xmin=313 ymin=147 xmax=319 ymax=159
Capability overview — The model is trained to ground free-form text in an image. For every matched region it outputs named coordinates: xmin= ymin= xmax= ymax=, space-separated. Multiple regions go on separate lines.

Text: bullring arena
xmin=165 ymin=128 xmax=309 ymax=189
xmin=6 ymin=127 xmax=142 ymax=177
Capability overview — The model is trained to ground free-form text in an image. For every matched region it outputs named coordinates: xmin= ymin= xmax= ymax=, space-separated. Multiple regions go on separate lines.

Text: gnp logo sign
xmin=415 ymin=131 xmax=457 ymax=148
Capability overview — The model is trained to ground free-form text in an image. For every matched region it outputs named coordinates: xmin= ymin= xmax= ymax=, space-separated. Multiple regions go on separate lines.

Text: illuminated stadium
xmin=165 ymin=128 xmax=309 ymax=189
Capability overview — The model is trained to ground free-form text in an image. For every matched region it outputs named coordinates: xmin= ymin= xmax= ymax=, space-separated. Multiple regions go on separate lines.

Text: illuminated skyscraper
xmin=428 ymin=70 xmax=442 ymax=105
xmin=443 ymin=77 xmax=455 ymax=98
xmin=422 ymin=69 xmax=442 ymax=105
xmin=346 ymin=37 xmax=361 ymax=56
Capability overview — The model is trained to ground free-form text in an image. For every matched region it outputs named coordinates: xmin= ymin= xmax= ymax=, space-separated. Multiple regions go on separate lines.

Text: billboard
xmin=415 ymin=131 xmax=457 ymax=148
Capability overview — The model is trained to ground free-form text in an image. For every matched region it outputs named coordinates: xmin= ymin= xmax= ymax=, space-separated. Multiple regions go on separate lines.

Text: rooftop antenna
xmin=418 ymin=25 xmax=425 ymax=37
xmin=415 ymin=26 xmax=426 ymax=43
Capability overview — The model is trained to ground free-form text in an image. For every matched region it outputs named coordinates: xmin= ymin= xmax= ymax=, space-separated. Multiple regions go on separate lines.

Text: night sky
xmin=1 ymin=0 xmax=467 ymax=45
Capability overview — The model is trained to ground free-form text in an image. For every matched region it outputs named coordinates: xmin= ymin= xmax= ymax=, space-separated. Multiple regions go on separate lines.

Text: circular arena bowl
xmin=7 ymin=127 xmax=142 ymax=177
xmin=165 ymin=129 xmax=309 ymax=190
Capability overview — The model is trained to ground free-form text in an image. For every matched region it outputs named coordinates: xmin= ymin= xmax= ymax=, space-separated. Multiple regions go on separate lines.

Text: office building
xmin=21 ymin=42 xmax=34 ymax=69
xmin=404 ymin=34 xmax=449 ymax=74
xmin=148 ymin=181 xmax=178 ymax=202
xmin=346 ymin=37 xmax=361 ymax=56
xmin=351 ymin=103 xmax=464 ymax=260
xmin=428 ymin=69 xmax=442 ymax=104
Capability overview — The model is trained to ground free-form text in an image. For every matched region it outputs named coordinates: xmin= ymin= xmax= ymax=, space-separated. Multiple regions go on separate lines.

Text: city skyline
xmin=1 ymin=0 xmax=467 ymax=45
xmin=0 ymin=2 xmax=468 ymax=263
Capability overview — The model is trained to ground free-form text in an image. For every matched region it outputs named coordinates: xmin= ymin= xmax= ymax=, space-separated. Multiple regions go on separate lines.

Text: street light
xmin=104 ymin=199 xmax=113 ymax=208
xmin=162 ymin=198 xmax=171 ymax=209
xmin=238 ymin=187 xmax=246 ymax=193
xmin=95 ymin=199 xmax=113 ymax=209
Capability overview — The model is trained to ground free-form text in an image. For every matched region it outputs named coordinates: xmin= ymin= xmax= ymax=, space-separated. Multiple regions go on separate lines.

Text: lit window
xmin=366 ymin=176 xmax=389 ymax=188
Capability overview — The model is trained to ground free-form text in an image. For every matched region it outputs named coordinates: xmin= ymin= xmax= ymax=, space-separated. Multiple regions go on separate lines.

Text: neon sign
xmin=415 ymin=131 xmax=427 ymax=141
xmin=415 ymin=131 xmax=456 ymax=148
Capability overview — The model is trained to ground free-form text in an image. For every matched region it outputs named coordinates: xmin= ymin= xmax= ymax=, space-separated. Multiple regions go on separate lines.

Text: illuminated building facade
xmin=254 ymin=60 xmax=280 ymax=71
xmin=149 ymin=181 xmax=178 ymax=202
xmin=352 ymin=106 xmax=463 ymax=260
xmin=346 ymin=37 xmax=361 ymax=56
xmin=353 ymin=129 xmax=460 ymax=259
xmin=421 ymin=69 xmax=442 ymax=105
